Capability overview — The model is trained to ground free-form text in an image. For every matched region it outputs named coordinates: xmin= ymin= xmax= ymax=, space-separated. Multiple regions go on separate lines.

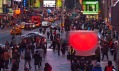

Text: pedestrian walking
xmin=61 ymin=42 xmax=67 ymax=56
xmin=12 ymin=49 xmax=20 ymax=69
xmin=24 ymin=49 xmax=32 ymax=69
xmin=47 ymin=31 xmax=50 ymax=39
xmin=104 ymin=61 xmax=115 ymax=71
xmin=0 ymin=54 xmax=4 ymax=71
xmin=11 ymin=59 xmax=19 ymax=71
xmin=101 ymin=43 xmax=109 ymax=60
xmin=95 ymin=47 xmax=101 ymax=62
xmin=33 ymin=50 xmax=42 ymax=69
xmin=68 ymin=47 xmax=76 ymax=64
xmin=92 ymin=62 xmax=102 ymax=71
xmin=57 ymin=39 xmax=60 ymax=56
xmin=4 ymin=49 xmax=10 ymax=69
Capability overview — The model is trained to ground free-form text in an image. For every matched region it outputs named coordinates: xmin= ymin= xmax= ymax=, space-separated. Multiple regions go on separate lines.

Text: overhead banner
xmin=83 ymin=1 xmax=99 ymax=14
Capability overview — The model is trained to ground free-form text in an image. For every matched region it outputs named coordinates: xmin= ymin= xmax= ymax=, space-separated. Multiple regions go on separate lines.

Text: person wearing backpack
xmin=104 ymin=61 xmax=115 ymax=71
xmin=24 ymin=49 xmax=32 ymax=69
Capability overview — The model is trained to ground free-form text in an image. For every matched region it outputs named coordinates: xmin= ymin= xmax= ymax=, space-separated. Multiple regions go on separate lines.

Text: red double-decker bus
xmin=31 ymin=16 xmax=41 ymax=27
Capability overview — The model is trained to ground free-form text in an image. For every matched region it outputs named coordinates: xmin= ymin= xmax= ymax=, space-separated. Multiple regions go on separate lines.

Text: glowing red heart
xmin=69 ymin=31 xmax=98 ymax=51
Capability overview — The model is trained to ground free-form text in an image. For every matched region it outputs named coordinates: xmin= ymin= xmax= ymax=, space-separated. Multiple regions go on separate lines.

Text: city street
xmin=0 ymin=0 xmax=119 ymax=71
xmin=0 ymin=28 xmax=116 ymax=71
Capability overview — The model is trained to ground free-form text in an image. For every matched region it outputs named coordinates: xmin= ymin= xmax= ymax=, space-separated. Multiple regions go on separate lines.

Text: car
xmin=50 ymin=23 xmax=60 ymax=30
xmin=10 ymin=25 xmax=22 ymax=35
xmin=41 ymin=21 xmax=51 ymax=28
xmin=0 ymin=44 xmax=5 ymax=48
xmin=21 ymin=32 xmax=46 ymax=43
xmin=20 ymin=22 xmax=25 ymax=29
xmin=24 ymin=23 xmax=36 ymax=30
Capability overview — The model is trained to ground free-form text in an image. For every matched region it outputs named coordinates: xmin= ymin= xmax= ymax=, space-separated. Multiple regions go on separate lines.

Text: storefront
xmin=82 ymin=0 xmax=99 ymax=19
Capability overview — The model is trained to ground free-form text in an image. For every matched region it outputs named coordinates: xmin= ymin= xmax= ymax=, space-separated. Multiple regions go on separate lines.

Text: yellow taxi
xmin=20 ymin=22 xmax=25 ymax=29
xmin=10 ymin=25 xmax=22 ymax=35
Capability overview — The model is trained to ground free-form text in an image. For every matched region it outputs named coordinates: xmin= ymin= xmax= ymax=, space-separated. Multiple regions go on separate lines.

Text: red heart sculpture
xmin=69 ymin=31 xmax=98 ymax=51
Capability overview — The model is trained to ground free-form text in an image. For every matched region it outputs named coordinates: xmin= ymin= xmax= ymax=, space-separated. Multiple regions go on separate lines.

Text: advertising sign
xmin=83 ymin=1 xmax=99 ymax=14
xmin=35 ymin=0 xmax=40 ymax=7
xmin=56 ymin=0 xmax=62 ymax=7
xmin=43 ymin=0 xmax=55 ymax=7
xmin=0 ymin=0 xmax=2 ymax=13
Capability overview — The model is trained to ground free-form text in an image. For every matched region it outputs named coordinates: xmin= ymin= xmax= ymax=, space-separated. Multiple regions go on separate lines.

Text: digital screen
xmin=83 ymin=1 xmax=99 ymax=14
xmin=43 ymin=0 xmax=55 ymax=7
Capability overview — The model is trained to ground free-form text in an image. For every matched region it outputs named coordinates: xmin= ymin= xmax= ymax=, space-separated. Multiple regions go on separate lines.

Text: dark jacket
xmin=11 ymin=62 xmax=19 ymax=71
xmin=92 ymin=67 xmax=102 ymax=71
xmin=33 ymin=53 xmax=41 ymax=65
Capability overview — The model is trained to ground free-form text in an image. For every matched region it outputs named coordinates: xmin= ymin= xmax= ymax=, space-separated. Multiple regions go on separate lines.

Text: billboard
xmin=56 ymin=0 xmax=62 ymax=7
xmin=35 ymin=0 xmax=40 ymax=7
xmin=0 ymin=0 xmax=2 ymax=13
xmin=43 ymin=0 xmax=55 ymax=7
xmin=83 ymin=1 xmax=99 ymax=14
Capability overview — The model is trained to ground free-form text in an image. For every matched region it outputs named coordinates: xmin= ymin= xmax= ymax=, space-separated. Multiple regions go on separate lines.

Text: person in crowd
xmin=57 ymin=38 xmax=61 ymax=56
xmin=24 ymin=67 xmax=29 ymax=71
xmin=71 ymin=58 xmax=79 ymax=71
xmin=49 ymin=39 xmax=56 ymax=52
xmin=12 ymin=49 xmax=20 ymax=69
xmin=5 ymin=41 xmax=9 ymax=49
xmin=113 ymin=41 xmax=118 ymax=61
xmin=68 ymin=47 xmax=76 ymax=64
xmin=29 ymin=43 xmax=35 ymax=58
xmin=50 ymin=34 xmax=53 ymax=41
xmin=101 ymin=42 xmax=109 ymax=60
xmin=9 ymin=48 xmax=13 ymax=63
xmin=42 ymin=40 xmax=47 ymax=58
xmin=39 ymin=27 xmax=42 ymax=33
xmin=0 ymin=54 xmax=4 ymax=71
xmin=33 ymin=50 xmax=42 ymax=69
xmin=47 ymin=31 xmax=50 ymax=39
xmin=95 ymin=47 xmax=101 ymax=62
xmin=61 ymin=42 xmax=67 ymax=56
xmin=92 ymin=62 xmax=102 ymax=71
xmin=104 ymin=61 xmax=115 ymax=71
xmin=24 ymin=49 xmax=32 ymax=69
xmin=4 ymin=49 xmax=10 ymax=69
xmin=44 ymin=63 xmax=52 ymax=71
xmin=11 ymin=59 xmax=19 ymax=71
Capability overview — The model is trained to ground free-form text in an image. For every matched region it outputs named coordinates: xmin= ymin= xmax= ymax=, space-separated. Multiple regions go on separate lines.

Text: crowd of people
xmin=63 ymin=11 xmax=118 ymax=71
xmin=0 ymin=8 xmax=118 ymax=71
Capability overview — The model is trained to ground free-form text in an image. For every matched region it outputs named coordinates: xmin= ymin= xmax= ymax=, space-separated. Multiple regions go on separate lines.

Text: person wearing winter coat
xmin=0 ymin=54 xmax=4 ymax=71
xmin=11 ymin=59 xmax=19 ymax=71
xmin=33 ymin=50 xmax=42 ymax=69
xmin=4 ymin=49 xmax=10 ymax=69
xmin=92 ymin=62 xmax=102 ymax=71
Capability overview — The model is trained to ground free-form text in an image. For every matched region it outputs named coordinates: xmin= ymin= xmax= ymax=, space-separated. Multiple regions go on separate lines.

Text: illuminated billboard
xmin=83 ymin=1 xmax=99 ymax=14
xmin=35 ymin=0 xmax=40 ymax=7
xmin=56 ymin=0 xmax=62 ymax=7
xmin=43 ymin=0 xmax=55 ymax=7
xmin=0 ymin=0 xmax=2 ymax=13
